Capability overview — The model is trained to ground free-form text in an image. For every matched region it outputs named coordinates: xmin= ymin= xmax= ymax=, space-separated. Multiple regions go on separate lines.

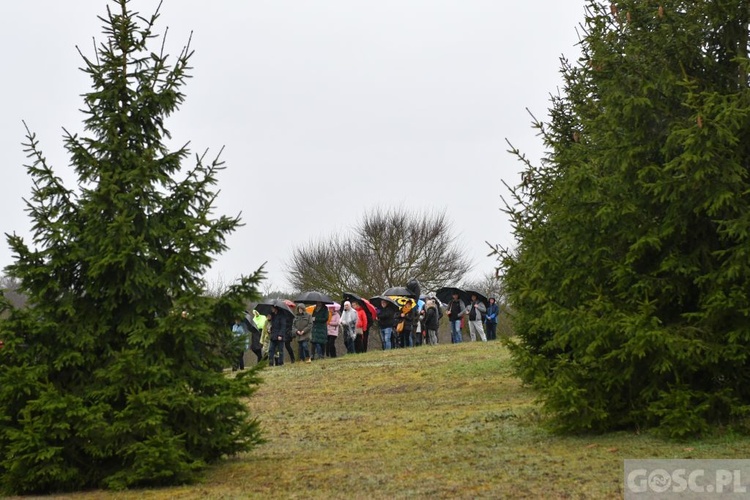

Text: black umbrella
xmin=382 ymin=286 xmax=417 ymax=298
xmin=463 ymin=289 xmax=489 ymax=307
xmin=294 ymin=291 xmax=334 ymax=304
xmin=254 ymin=299 xmax=294 ymax=318
xmin=370 ymin=295 xmax=400 ymax=311
xmin=435 ymin=286 xmax=468 ymax=305
xmin=242 ymin=312 xmax=260 ymax=335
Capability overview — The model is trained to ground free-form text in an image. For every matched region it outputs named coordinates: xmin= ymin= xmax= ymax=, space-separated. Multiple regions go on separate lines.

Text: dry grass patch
xmin=23 ymin=341 xmax=750 ymax=499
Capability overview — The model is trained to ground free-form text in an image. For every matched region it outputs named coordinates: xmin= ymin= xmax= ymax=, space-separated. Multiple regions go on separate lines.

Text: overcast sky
xmin=1 ymin=1 xmax=583 ymax=292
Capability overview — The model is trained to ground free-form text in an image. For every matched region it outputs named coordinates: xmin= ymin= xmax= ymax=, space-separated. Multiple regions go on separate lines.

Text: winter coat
xmin=270 ymin=311 xmax=289 ymax=342
xmin=397 ymin=306 xmax=416 ymax=333
xmin=311 ymin=305 xmax=329 ymax=344
xmin=447 ymin=299 xmax=466 ymax=319
xmin=232 ymin=322 xmax=248 ymax=349
xmin=292 ymin=304 xmax=313 ymax=342
xmin=377 ymin=307 xmax=397 ymax=328
xmin=424 ymin=304 xmax=439 ymax=331
xmin=355 ymin=308 xmax=367 ymax=332
xmin=465 ymin=300 xmax=487 ymax=321
xmin=485 ymin=302 xmax=499 ymax=324
xmin=327 ymin=310 xmax=341 ymax=337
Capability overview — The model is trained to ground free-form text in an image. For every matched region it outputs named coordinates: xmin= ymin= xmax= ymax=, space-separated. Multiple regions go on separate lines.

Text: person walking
xmin=465 ymin=294 xmax=487 ymax=342
xmin=326 ymin=303 xmax=341 ymax=358
xmin=311 ymin=302 xmax=329 ymax=360
xmin=252 ymin=310 xmax=267 ymax=334
xmin=292 ymin=303 xmax=313 ymax=363
xmin=260 ymin=314 xmax=271 ymax=362
xmin=246 ymin=314 xmax=263 ymax=363
xmin=485 ymin=297 xmax=499 ymax=341
xmin=445 ymin=291 xmax=466 ymax=344
xmin=377 ymin=299 xmax=396 ymax=350
xmin=340 ymin=301 xmax=357 ymax=354
xmin=424 ymin=299 xmax=439 ymax=346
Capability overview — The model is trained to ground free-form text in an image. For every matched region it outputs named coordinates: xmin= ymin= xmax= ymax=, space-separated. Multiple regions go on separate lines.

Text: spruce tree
xmin=0 ymin=1 xmax=263 ymax=493
xmin=500 ymin=0 xmax=750 ymax=436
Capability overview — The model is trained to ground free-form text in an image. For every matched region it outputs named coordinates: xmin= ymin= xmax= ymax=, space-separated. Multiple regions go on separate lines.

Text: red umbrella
xmin=343 ymin=292 xmax=377 ymax=324
xmin=360 ymin=299 xmax=377 ymax=320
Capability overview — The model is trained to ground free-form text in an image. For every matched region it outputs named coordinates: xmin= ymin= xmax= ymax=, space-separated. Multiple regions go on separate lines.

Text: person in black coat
xmin=377 ymin=301 xmax=397 ymax=350
xmin=269 ymin=307 xmax=289 ymax=366
xmin=424 ymin=299 xmax=440 ymax=346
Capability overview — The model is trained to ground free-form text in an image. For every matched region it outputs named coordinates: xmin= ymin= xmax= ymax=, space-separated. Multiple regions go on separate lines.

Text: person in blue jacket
xmin=485 ymin=297 xmax=500 ymax=341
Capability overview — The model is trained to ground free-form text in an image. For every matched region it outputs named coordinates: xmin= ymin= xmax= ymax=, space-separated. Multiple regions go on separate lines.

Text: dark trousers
xmin=414 ymin=330 xmax=424 ymax=346
xmin=344 ymin=335 xmax=355 ymax=354
xmin=362 ymin=328 xmax=370 ymax=352
xmin=486 ymin=321 xmax=497 ymax=341
xmin=355 ymin=334 xmax=365 ymax=353
xmin=235 ymin=351 xmax=245 ymax=370
xmin=398 ymin=330 xmax=412 ymax=348
xmin=284 ymin=340 xmax=296 ymax=363
xmin=326 ymin=335 xmax=337 ymax=358
xmin=269 ymin=338 xmax=284 ymax=366
xmin=251 ymin=347 xmax=262 ymax=363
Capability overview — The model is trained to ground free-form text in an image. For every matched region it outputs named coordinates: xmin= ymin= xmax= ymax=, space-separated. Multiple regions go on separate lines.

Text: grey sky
xmin=1 ymin=1 xmax=583 ymax=292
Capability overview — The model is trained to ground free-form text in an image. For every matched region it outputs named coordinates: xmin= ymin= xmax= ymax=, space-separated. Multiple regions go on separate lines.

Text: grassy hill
xmin=23 ymin=341 xmax=750 ymax=499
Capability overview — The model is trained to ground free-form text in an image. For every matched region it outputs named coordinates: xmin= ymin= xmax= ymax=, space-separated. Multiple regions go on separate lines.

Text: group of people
xmin=444 ymin=291 xmax=501 ymax=344
xmin=230 ymin=291 xmax=502 ymax=369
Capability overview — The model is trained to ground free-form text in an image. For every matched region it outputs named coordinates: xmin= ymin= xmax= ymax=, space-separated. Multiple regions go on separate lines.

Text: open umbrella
xmin=387 ymin=295 xmax=417 ymax=309
xmin=343 ymin=292 xmax=377 ymax=322
xmin=382 ymin=286 xmax=418 ymax=298
xmin=294 ymin=291 xmax=334 ymax=304
xmin=370 ymin=295 xmax=399 ymax=311
xmin=242 ymin=312 xmax=260 ymax=335
xmin=463 ymin=289 xmax=489 ymax=307
xmin=435 ymin=286 xmax=468 ymax=305
xmin=254 ymin=298 xmax=294 ymax=318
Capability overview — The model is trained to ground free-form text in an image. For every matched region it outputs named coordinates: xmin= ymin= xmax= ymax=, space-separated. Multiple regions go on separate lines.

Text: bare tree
xmin=286 ymin=208 xmax=472 ymax=298
xmin=0 ymin=274 xmax=28 ymax=309
xmin=461 ymin=270 xmax=506 ymax=304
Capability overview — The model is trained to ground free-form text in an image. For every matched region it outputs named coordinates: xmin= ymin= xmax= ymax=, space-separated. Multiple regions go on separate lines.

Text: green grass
xmin=23 ymin=341 xmax=750 ymax=499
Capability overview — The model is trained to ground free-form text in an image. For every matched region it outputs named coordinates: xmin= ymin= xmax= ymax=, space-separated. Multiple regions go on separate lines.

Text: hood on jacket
xmin=296 ymin=303 xmax=307 ymax=314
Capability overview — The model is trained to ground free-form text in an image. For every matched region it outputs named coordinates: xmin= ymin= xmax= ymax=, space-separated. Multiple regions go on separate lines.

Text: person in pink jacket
xmin=326 ymin=303 xmax=341 ymax=358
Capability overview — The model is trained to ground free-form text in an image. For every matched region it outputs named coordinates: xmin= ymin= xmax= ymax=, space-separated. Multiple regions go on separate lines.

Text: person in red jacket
xmin=353 ymin=301 xmax=368 ymax=354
